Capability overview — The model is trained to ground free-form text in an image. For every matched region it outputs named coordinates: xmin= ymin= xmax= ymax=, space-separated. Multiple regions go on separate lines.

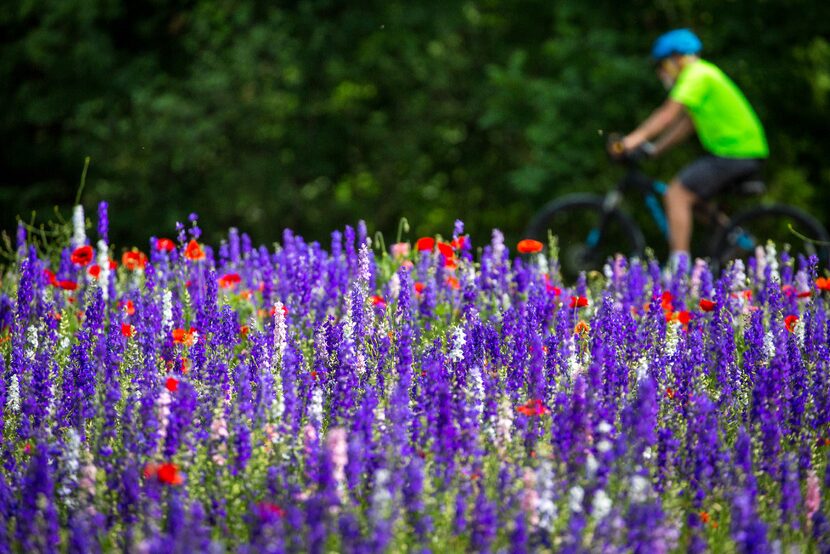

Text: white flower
xmin=342 ymin=295 xmax=354 ymax=342
xmin=592 ymin=489 xmax=612 ymax=520
xmin=162 ymin=289 xmax=173 ymax=332
xmin=597 ymin=421 xmax=613 ymax=435
xmin=71 ymin=205 xmax=86 ymax=248
xmin=568 ymin=486 xmax=585 ymax=512
xmin=5 ymin=375 xmax=20 ymax=414
xmin=25 ymin=325 xmax=38 ymax=360
xmin=309 ymin=386 xmax=323 ymax=427
xmin=536 ymin=461 xmax=557 ymax=532
xmin=596 ymin=439 xmax=613 ymax=453
xmin=665 ymin=322 xmax=681 ymax=357
xmin=629 ymin=475 xmax=650 ymax=503
xmin=585 ymin=453 xmax=599 ymax=479
xmin=358 ymin=241 xmax=372 ymax=286
xmin=448 ymin=325 xmax=466 ymax=363
xmin=635 ymin=356 xmax=649 ymax=382
xmin=764 ymin=242 xmax=779 ymax=283
xmin=370 ymin=469 xmax=393 ymax=520
xmin=96 ymin=239 xmax=110 ymax=300
xmin=273 ymin=301 xmax=287 ymax=365
xmin=763 ymin=331 xmax=776 ymax=361
xmin=795 ymin=318 xmax=806 ymax=350
xmin=388 ymin=273 xmax=401 ymax=302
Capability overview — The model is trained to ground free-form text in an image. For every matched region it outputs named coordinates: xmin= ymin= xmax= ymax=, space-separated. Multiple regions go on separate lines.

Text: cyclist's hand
xmin=606 ymin=133 xmax=627 ymax=160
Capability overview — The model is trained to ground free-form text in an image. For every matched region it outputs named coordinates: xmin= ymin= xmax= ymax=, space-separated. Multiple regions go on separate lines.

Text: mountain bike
xmin=524 ymin=139 xmax=830 ymax=280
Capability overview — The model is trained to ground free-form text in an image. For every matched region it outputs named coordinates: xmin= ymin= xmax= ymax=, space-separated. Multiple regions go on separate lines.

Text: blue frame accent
xmin=645 ymin=193 xmax=669 ymax=238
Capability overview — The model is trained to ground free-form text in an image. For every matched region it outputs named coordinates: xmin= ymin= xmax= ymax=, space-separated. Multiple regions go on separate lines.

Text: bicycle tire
xmin=524 ymin=193 xmax=646 ymax=281
xmin=710 ymin=203 xmax=830 ymax=273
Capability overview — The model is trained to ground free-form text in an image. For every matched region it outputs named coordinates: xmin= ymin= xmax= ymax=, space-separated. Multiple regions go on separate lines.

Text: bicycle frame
xmin=600 ymin=163 xmax=671 ymax=242
xmin=603 ymin=161 xmax=763 ymax=258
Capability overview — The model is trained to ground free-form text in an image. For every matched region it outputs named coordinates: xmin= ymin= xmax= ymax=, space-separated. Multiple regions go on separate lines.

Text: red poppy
xmin=257 ymin=502 xmax=286 ymax=519
xmin=172 ymin=328 xmax=197 ymax=346
xmin=569 ymin=296 xmax=589 ymax=308
xmin=699 ymin=299 xmax=716 ymax=312
xmin=446 ymin=276 xmax=460 ymax=290
xmin=58 ymin=280 xmax=78 ymax=291
xmin=437 ymin=242 xmax=454 ymax=259
xmin=666 ymin=387 xmax=675 ymax=399
xmin=517 ymin=239 xmax=544 ymax=254
xmin=184 ymin=239 xmax=205 ymax=261
xmin=444 ymin=257 xmax=458 ymax=269
xmin=414 ymin=282 xmax=426 ymax=295
xmin=156 ymin=463 xmax=184 ymax=486
xmin=239 ymin=325 xmax=249 ymax=336
xmin=87 ymin=264 xmax=101 ymax=279
xmin=156 ymin=238 xmax=176 ymax=252
xmin=218 ymin=273 xmax=242 ymax=289
xmin=43 ymin=269 xmax=59 ymax=286
xmin=543 ymin=275 xmax=561 ymax=296
xmin=122 ymin=250 xmax=148 ymax=270
xmin=120 ymin=300 xmax=136 ymax=315
xmin=516 ymin=398 xmax=550 ymax=416
xmin=165 ymin=377 xmax=179 ymax=392
xmin=415 ymin=237 xmax=435 ymax=252
xmin=817 ymin=277 xmax=830 ymax=291
xmin=796 ymin=291 xmax=812 ymax=299
xmin=661 ymin=291 xmax=674 ymax=312
xmin=784 ymin=314 xmax=799 ymax=333
xmin=121 ymin=323 xmax=135 ymax=338
xmin=71 ymin=245 xmax=94 ymax=266
xmin=371 ymin=295 xmax=386 ymax=307
xmin=699 ymin=511 xmax=710 ymax=524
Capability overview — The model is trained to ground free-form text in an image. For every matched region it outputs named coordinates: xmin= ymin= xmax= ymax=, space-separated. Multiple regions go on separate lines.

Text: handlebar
xmin=606 ymin=133 xmax=656 ymax=164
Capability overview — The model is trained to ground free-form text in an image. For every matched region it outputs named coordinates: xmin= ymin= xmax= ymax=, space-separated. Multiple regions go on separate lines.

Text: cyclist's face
xmin=656 ymin=58 xmax=679 ymax=90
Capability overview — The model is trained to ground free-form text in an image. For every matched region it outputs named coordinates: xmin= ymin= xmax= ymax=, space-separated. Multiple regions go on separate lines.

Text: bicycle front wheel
xmin=524 ymin=194 xmax=646 ymax=282
xmin=711 ymin=204 xmax=830 ymax=272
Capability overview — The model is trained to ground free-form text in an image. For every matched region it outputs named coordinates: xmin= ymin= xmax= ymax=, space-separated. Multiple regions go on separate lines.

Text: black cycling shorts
xmin=677 ymin=155 xmax=764 ymax=199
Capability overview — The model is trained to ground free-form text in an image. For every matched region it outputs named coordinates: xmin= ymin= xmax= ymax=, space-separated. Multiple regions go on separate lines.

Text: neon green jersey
xmin=670 ymin=59 xmax=769 ymax=159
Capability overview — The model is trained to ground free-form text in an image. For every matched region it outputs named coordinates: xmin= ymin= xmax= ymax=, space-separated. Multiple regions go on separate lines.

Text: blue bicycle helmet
xmin=651 ymin=29 xmax=702 ymax=61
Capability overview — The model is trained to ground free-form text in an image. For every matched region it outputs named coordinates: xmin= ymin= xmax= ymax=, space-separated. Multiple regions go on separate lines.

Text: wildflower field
xmin=1 ymin=202 xmax=829 ymax=553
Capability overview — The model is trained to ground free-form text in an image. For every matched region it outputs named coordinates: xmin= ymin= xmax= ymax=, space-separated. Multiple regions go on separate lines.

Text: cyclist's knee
xmin=665 ymin=179 xmax=697 ymax=206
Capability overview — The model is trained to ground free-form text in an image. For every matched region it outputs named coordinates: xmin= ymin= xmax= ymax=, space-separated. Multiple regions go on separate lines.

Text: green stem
xmin=396 ymin=217 xmax=410 ymax=244
xmin=75 ymin=156 xmax=91 ymax=206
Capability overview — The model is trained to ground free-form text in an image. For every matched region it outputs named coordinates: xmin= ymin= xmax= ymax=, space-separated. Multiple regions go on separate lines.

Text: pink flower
xmin=806 ymin=469 xmax=821 ymax=522
xmin=391 ymin=242 xmax=410 ymax=259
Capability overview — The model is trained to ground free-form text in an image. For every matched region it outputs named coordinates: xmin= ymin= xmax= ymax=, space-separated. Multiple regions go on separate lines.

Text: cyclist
xmin=615 ymin=28 xmax=769 ymax=268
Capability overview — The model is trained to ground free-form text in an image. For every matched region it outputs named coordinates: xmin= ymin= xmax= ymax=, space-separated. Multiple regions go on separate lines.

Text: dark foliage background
xmin=2 ymin=0 xmax=828 ymax=252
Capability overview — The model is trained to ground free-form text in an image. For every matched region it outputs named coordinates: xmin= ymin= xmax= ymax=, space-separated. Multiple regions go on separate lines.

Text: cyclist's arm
xmin=652 ymin=112 xmax=695 ymax=156
xmin=622 ymin=99 xmax=686 ymax=151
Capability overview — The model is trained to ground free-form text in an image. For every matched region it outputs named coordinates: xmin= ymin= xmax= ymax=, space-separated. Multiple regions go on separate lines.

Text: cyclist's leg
xmin=667 ymin=155 xmax=762 ymax=258
xmin=664 ymin=178 xmax=698 ymax=257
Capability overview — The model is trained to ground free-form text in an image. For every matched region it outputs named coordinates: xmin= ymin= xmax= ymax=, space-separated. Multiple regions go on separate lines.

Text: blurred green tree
xmin=1 ymin=0 xmax=828 ymax=253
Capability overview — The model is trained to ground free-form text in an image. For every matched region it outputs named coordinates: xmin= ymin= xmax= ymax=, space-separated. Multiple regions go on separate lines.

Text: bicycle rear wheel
xmin=524 ymin=193 xmax=646 ymax=282
xmin=711 ymin=204 xmax=830 ymax=272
